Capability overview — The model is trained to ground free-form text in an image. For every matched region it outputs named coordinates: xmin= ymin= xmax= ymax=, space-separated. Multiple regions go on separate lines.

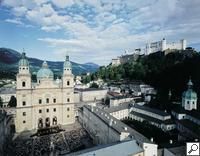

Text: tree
xmin=8 ymin=96 xmax=17 ymax=107
xmin=90 ymin=82 xmax=99 ymax=88
xmin=0 ymin=97 xmax=3 ymax=108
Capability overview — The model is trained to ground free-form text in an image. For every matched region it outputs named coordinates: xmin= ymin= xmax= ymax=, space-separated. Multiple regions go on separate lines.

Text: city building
xmin=0 ymin=88 xmax=16 ymax=107
xmin=15 ymin=53 xmax=75 ymax=133
xmin=145 ymin=38 xmax=186 ymax=55
xmin=78 ymin=105 xmax=158 ymax=156
xmin=171 ymin=79 xmax=200 ymax=139
xmin=181 ymin=78 xmax=197 ymax=110
xmin=111 ymin=58 xmax=121 ymax=66
xmin=105 ymin=102 xmax=130 ymax=120
xmin=75 ymin=88 xmax=107 ymax=102
xmin=129 ymin=104 xmax=175 ymax=131
xmin=68 ymin=140 xmax=144 ymax=156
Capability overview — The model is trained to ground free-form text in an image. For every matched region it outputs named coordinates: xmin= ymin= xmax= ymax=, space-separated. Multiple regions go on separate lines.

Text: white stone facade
xmin=15 ymin=54 xmax=75 ymax=133
xmin=145 ymin=38 xmax=186 ymax=55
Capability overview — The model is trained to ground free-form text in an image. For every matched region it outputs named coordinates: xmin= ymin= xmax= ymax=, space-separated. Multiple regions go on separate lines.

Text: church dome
xmin=182 ymin=90 xmax=197 ymax=100
xmin=19 ymin=52 xmax=29 ymax=66
xmin=37 ymin=61 xmax=54 ymax=80
xmin=182 ymin=78 xmax=197 ymax=100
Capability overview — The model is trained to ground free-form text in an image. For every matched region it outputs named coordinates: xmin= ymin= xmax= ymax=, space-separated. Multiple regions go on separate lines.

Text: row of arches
xmin=38 ymin=117 xmax=57 ymax=129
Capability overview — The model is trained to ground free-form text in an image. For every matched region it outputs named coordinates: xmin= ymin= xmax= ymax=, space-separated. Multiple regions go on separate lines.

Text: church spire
xmin=187 ymin=77 xmax=193 ymax=89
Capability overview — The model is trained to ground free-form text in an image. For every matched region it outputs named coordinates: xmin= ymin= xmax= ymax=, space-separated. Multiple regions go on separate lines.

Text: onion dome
xmin=37 ymin=61 xmax=54 ymax=80
xmin=19 ymin=52 xmax=29 ymax=66
xmin=182 ymin=78 xmax=197 ymax=100
xmin=64 ymin=55 xmax=72 ymax=69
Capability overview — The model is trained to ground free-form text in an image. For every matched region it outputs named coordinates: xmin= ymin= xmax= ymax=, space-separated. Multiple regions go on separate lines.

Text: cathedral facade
xmin=15 ymin=53 xmax=75 ymax=133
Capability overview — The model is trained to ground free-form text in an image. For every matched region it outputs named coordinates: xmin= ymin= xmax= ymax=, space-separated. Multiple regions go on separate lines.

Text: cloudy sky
xmin=0 ymin=0 xmax=200 ymax=65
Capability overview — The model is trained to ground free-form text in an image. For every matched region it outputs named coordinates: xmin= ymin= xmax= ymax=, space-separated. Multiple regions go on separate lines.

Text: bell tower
xmin=16 ymin=52 xmax=31 ymax=90
xmin=182 ymin=78 xmax=197 ymax=111
xmin=62 ymin=55 xmax=73 ymax=88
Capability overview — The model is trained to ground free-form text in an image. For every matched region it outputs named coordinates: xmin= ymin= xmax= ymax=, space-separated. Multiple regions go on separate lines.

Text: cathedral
xmin=15 ymin=53 xmax=75 ymax=133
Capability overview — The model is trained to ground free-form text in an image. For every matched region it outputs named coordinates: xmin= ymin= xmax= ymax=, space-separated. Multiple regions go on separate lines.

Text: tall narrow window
xmin=67 ymin=98 xmax=70 ymax=102
xmin=67 ymin=81 xmax=70 ymax=86
xmin=53 ymin=98 xmax=56 ymax=103
xmin=53 ymin=108 xmax=56 ymax=112
xmin=39 ymin=99 xmax=42 ymax=104
xmin=46 ymin=98 xmax=49 ymax=103
xmin=22 ymin=81 xmax=26 ymax=87
xmin=23 ymin=112 xmax=26 ymax=116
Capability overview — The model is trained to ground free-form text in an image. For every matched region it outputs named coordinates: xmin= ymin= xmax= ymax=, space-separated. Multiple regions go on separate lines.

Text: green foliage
xmin=83 ymin=49 xmax=200 ymax=110
xmin=8 ymin=96 xmax=17 ymax=107
xmin=90 ymin=82 xmax=99 ymax=88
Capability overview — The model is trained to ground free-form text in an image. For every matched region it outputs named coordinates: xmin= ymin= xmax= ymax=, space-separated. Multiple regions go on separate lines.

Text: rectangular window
xmin=53 ymin=108 xmax=56 ymax=112
xmin=23 ymin=112 xmax=26 ymax=116
xmin=67 ymin=107 xmax=70 ymax=111
xmin=39 ymin=109 xmax=42 ymax=113
xmin=39 ymin=99 xmax=42 ymax=104
xmin=53 ymin=98 xmax=56 ymax=103
xmin=46 ymin=98 xmax=49 ymax=103
xmin=46 ymin=109 xmax=49 ymax=113
xmin=67 ymin=98 xmax=70 ymax=102
xmin=22 ymin=101 xmax=26 ymax=106
xmin=67 ymin=81 xmax=70 ymax=86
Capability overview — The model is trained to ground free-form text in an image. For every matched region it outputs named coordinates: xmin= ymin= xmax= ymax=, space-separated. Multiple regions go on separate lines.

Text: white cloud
xmin=41 ymin=25 xmax=61 ymax=32
xmin=5 ymin=18 xmax=24 ymax=25
xmin=2 ymin=0 xmax=200 ymax=64
xmin=52 ymin=0 xmax=74 ymax=8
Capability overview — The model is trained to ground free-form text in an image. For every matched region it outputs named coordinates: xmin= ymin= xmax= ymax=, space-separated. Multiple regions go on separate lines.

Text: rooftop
xmin=84 ymin=105 xmax=150 ymax=144
xmin=68 ymin=140 xmax=143 ymax=156
xmin=130 ymin=111 xmax=174 ymax=125
xmin=75 ymin=88 xmax=107 ymax=92
xmin=178 ymin=119 xmax=200 ymax=136
xmin=133 ymin=104 xmax=170 ymax=117
xmin=104 ymin=102 xmax=131 ymax=113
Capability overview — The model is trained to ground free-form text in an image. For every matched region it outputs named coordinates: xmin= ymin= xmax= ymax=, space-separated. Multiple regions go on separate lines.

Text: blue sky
xmin=0 ymin=0 xmax=200 ymax=65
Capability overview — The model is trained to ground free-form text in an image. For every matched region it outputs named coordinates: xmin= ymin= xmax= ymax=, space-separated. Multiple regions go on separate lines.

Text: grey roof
xmin=165 ymin=146 xmax=186 ymax=156
xmin=75 ymin=88 xmax=107 ymax=92
xmin=84 ymin=105 xmax=150 ymax=143
xmin=0 ymin=88 xmax=16 ymax=94
xmin=172 ymin=106 xmax=200 ymax=120
xmin=105 ymin=103 xmax=131 ymax=113
xmin=68 ymin=140 xmax=144 ymax=156
xmin=133 ymin=104 xmax=170 ymax=117
xmin=131 ymin=111 xmax=175 ymax=125
xmin=178 ymin=119 xmax=200 ymax=137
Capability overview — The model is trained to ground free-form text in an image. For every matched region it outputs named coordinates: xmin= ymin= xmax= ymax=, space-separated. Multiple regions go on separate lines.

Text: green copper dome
xmin=182 ymin=79 xmax=197 ymax=100
xmin=64 ymin=55 xmax=72 ymax=69
xmin=182 ymin=90 xmax=197 ymax=100
xmin=37 ymin=61 xmax=54 ymax=79
xmin=19 ymin=52 xmax=29 ymax=66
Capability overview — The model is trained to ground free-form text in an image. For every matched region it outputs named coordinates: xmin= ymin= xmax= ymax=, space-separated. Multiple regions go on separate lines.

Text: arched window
xmin=22 ymin=81 xmax=26 ymax=87
xmin=52 ymin=117 xmax=57 ymax=125
xmin=45 ymin=118 xmax=50 ymax=127
xmin=38 ymin=118 xmax=43 ymax=129
xmin=67 ymin=81 xmax=70 ymax=86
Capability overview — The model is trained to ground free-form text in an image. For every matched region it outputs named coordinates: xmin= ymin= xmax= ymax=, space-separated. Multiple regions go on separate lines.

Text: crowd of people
xmin=9 ymin=128 xmax=93 ymax=156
